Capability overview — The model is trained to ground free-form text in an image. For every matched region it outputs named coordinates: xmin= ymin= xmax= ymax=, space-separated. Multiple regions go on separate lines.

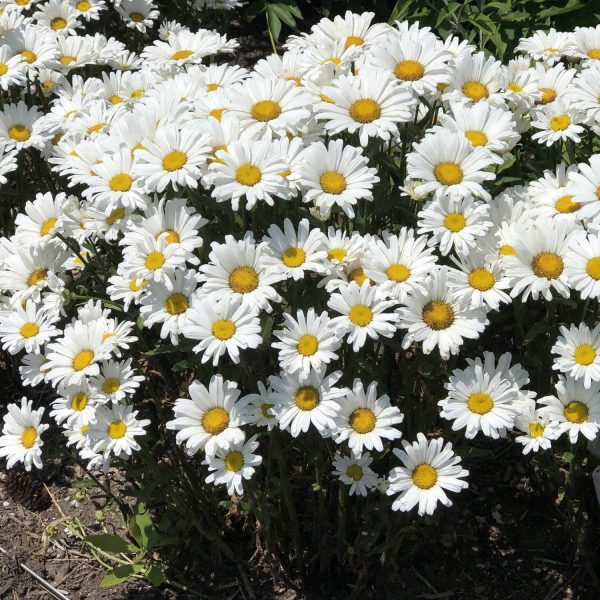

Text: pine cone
xmin=4 ymin=470 xmax=51 ymax=511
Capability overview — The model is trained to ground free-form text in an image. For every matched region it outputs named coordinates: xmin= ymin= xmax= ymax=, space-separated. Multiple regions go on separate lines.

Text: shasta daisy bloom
xmin=2 ymin=24 xmax=59 ymax=71
xmin=573 ymin=26 xmax=600 ymax=62
xmin=297 ymin=139 xmax=379 ymax=219
xmin=139 ymin=270 xmax=198 ymax=345
xmin=72 ymin=0 xmax=106 ymax=21
xmin=534 ymin=62 xmax=576 ymax=106
xmin=182 ymin=296 xmax=262 ymax=365
xmin=90 ymin=403 xmax=150 ymax=461
xmin=386 ymin=433 xmax=469 ymax=516
xmin=33 ymin=0 xmax=81 ymax=35
xmin=0 ymin=299 xmax=59 ymax=355
xmin=239 ymin=381 xmax=277 ymax=430
xmin=141 ymin=29 xmax=222 ymax=66
xmin=14 ymin=191 xmax=71 ymax=247
xmin=328 ymin=281 xmax=397 ymax=352
xmin=397 ymin=267 xmax=488 ymax=360
xmin=527 ymin=162 xmax=581 ymax=220
xmin=52 ymin=34 xmax=98 ymax=71
xmin=317 ymin=68 xmax=415 ymax=146
xmin=0 ymin=101 xmax=53 ymax=152
xmin=503 ymin=218 xmax=576 ymax=301
xmin=203 ymin=434 xmax=262 ymax=496
xmin=166 ymin=375 xmax=247 ymax=456
xmin=516 ymin=28 xmax=575 ymax=65
xmin=0 ymin=45 xmax=26 ymax=91
xmin=407 ymin=130 xmax=496 ymax=201
xmin=551 ymin=323 xmax=600 ymax=389
xmin=44 ymin=320 xmax=111 ymax=388
xmin=318 ymin=227 xmax=364 ymax=280
xmin=19 ymin=352 xmax=49 ymax=388
xmin=417 ymin=195 xmax=492 ymax=256
xmin=134 ymin=124 xmax=211 ymax=193
xmin=514 ymin=400 xmax=561 ymax=455
xmin=106 ymin=270 xmax=148 ymax=311
xmin=531 ymin=99 xmax=584 ymax=146
xmin=50 ymin=382 xmax=97 ymax=426
xmin=363 ymin=228 xmax=437 ymax=302
xmin=0 ymin=398 xmax=49 ymax=471
xmin=209 ymin=140 xmax=290 ymax=211
xmin=538 ymin=376 xmax=600 ymax=443
xmin=88 ymin=359 xmax=144 ymax=404
xmin=439 ymin=357 xmax=521 ymax=439
xmin=116 ymin=0 xmax=159 ymax=32
xmin=262 ymin=218 xmax=327 ymax=281
xmin=198 ymin=234 xmax=282 ymax=312
xmin=228 ymin=78 xmax=311 ymax=138
xmin=269 ymin=367 xmax=346 ymax=438
xmin=567 ymin=65 xmax=600 ymax=124
xmin=442 ymin=52 xmax=504 ymax=106
xmin=564 ymin=232 xmax=600 ymax=299
xmin=332 ymin=452 xmax=378 ymax=497
xmin=448 ymin=250 xmax=511 ymax=311
xmin=567 ymin=154 xmax=600 ymax=219
xmin=272 ymin=308 xmax=341 ymax=377
xmin=334 ymin=379 xmax=403 ymax=456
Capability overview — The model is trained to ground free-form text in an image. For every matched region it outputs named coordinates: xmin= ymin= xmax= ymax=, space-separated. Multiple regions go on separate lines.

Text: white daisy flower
xmin=239 ymin=381 xmax=277 ymax=431
xmin=141 ymin=29 xmax=222 ymax=66
xmin=332 ymin=452 xmax=378 ymax=496
xmin=534 ymin=62 xmax=576 ymax=106
xmin=564 ymin=232 xmax=600 ymax=299
xmin=516 ymin=28 xmax=576 ymax=64
xmin=0 ymin=100 xmax=53 ymax=152
xmin=567 ymin=154 xmax=600 ymax=219
xmin=551 ymin=323 xmax=600 ymax=389
xmin=88 ymin=358 xmax=144 ymax=404
xmin=334 ymin=379 xmax=403 ymax=456
xmin=0 ymin=299 xmax=59 ymax=354
xmin=272 ymin=308 xmax=341 ymax=377
xmin=328 ymin=281 xmax=397 ymax=352
xmin=514 ymin=399 xmax=561 ymax=455
xmin=14 ymin=191 xmax=71 ymax=247
xmin=531 ymin=99 xmax=585 ymax=146
xmin=166 ymin=375 xmax=247 ymax=456
xmin=538 ymin=376 xmax=600 ymax=443
xmin=0 ymin=398 xmax=49 ymax=471
xmin=0 ymin=45 xmax=26 ymax=91
xmin=386 ymin=433 xmax=469 ymax=515
xmin=115 ymin=0 xmax=159 ymax=32
xmin=203 ymin=434 xmax=262 ymax=496
xmin=182 ymin=296 xmax=262 ymax=365
xmin=33 ymin=0 xmax=81 ymax=36
xmin=50 ymin=382 xmax=97 ymax=426
xmin=71 ymin=0 xmax=106 ymax=21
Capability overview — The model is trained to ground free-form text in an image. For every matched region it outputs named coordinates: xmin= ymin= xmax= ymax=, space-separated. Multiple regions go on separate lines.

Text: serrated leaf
xmin=84 ymin=534 xmax=138 ymax=554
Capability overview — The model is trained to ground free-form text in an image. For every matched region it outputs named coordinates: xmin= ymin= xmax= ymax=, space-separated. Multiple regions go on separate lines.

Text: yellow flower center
xmin=531 ymin=252 xmax=563 ymax=279
xmin=171 ymin=49 xmax=193 ymax=61
xmin=282 ymin=246 xmax=306 ymax=268
xmin=328 ymin=248 xmax=347 ymax=262
xmin=20 ymin=321 xmax=39 ymax=338
xmin=129 ymin=11 xmax=144 ymax=22
xmin=107 ymin=207 xmax=125 ymax=225
xmin=508 ymin=82 xmax=522 ymax=92
xmin=346 ymin=464 xmax=363 ymax=480
xmin=229 ymin=267 xmax=259 ymax=293
xmin=539 ymin=87 xmax=556 ymax=104
xmin=20 ymin=50 xmax=37 ymax=64
xmin=422 ymin=300 xmax=454 ymax=330
xmin=550 ymin=114 xmax=571 ymax=131
xmin=209 ymin=108 xmax=225 ymax=121
xmin=21 ymin=427 xmax=37 ymax=449
xmin=587 ymin=49 xmax=600 ymax=60
xmin=71 ymin=392 xmax=88 ymax=411
xmin=350 ymin=267 xmax=368 ymax=286
xmin=50 ymin=17 xmax=67 ymax=31
xmin=145 ymin=251 xmax=165 ymax=271
xmin=261 ymin=402 xmax=274 ymax=418
xmin=462 ymin=81 xmax=489 ymax=102
xmin=87 ymin=123 xmax=105 ymax=134
xmin=444 ymin=212 xmax=467 ymax=232
xmin=529 ymin=422 xmax=545 ymax=438
xmin=499 ymin=244 xmax=517 ymax=256
xmin=349 ymin=98 xmax=381 ymax=123
xmin=586 ymin=256 xmax=600 ymax=280
xmin=131 ymin=89 xmax=144 ymax=98
xmin=412 ymin=464 xmax=438 ymax=489
xmin=349 ymin=407 xmax=376 ymax=434
xmin=27 ymin=268 xmax=47 ymax=286
xmin=109 ymin=173 xmax=132 ymax=192
xmin=162 ymin=150 xmax=187 ymax=172
xmin=574 ymin=344 xmax=596 ymax=366
xmin=468 ymin=268 xmax=495 ymax=291
xmin=344 ymin=35 xmax=364 ymax=49
xmin=207 ymin=82 xmax=219 ymax=91
xmin=212 ymin=319 xmax=236 ymax=340
xmin=467 ymin=392 xmax=494 ymax=415
xmin=564 ymin=401 xmax=588 ymax=424
xmin=320 ymin=93 xmax=334 ymax=104
xmin=235 ymin=163 xmax=261 ymax=186
xmin=348 ymin=304 xmax=373 ymax=327
xmin=325 ymin=57 xmax=341 ymax=66
xmin=40 ymin=217 xmax=57 ymax=236
xmin=435 ymin=162 xmax=464 ymax=186
xmin=129 ymin=278 xmax=148 ymax=292
xmin=250 ymin=100 xmax=282 ymax=122
xmin=320 ymin=171 xmax=347 ymax=194
xmin=8 ymin=125 xmax=30 ymax=142
xmin=394 ymin=59 xmax=424 ymax=81
xmin=164 ymin=293 xmax=189 ymax=315
xmin=59 ymin=55 xmax=76 ymax=65
xmin=109 ymin=95 xmax=123 ymax=105
xmin=102 ymin=378 xmax=120 ymax=394
xmin=224 ymin=450 xmax=244 ymax=472
xmin=108 ymin=420 xmax=127 ymax=439
xmin=555 ymin=194 xmax=580 ymax=214
xmin=465 ymin=130 xmax=488 ymax=147
xmin=202 ymin=407 xmax=230 ymax=434
xmin=0 ymin=63 xmax=8 ymax=76
xmin=386 ymin=263 xmax=410 ymax=282
xmin=294 ymin=386 xmax=319 ymax=411
xmin=76 ymin=0 xmax=91 ymax=10
xmin=297 ymin=334 xmax=318 ymax=356
xmin=72 ymin=349 xmax=94 ymax=372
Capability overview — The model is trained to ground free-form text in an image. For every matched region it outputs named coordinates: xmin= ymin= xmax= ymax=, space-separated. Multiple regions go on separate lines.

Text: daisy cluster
xmin=1 ymin=7 xmax=600 ymax=518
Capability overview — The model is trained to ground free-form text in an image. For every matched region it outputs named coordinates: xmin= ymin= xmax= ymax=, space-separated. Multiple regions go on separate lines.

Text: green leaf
xmin=538 ymin=1 xmax=585 ymax=18
xmin=270 ymin=4 xmax=297 ymax=28
xmin=84 ymin=534 xmax=138 ymax=554
xmin=266 ymin=9 xmax=282 ymax=41
xmin=523 ymin=322 xmax=551 ymax=346
xmin=245 ymin=0 xmax=266 ymax=18
xmin=145 ymin=565 xmax=166 ymax=587
xmin=100 ymin=564 xmax=145 ymax=588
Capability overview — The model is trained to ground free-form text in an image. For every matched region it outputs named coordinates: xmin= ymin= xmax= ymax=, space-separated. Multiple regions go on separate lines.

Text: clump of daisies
xmin=1 ymin=3 xmax=600 ymax=583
